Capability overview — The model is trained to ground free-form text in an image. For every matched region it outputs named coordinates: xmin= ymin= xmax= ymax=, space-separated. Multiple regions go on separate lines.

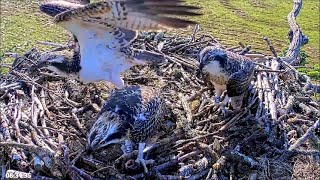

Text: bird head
xmin=36 ymin=53 xmax=71 ymax=77
xmin=35 ymin=39 xmax=80 ymax=76
xmin=198 ymin=46 xmax=228 ymax=74
xmin=86 ymin=112 xmax=126 ymax=152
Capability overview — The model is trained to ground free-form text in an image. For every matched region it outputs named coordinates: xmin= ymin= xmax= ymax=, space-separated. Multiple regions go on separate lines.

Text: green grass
xmin=298 ymin=63 xmax=320 ymax=79
xmin=0 ymin=0 xmax=69 ymax=57
xmin=186 ymin=0 xmax=319 ymax=66
xmin=1 ymin=0 xmax=319 ymax=70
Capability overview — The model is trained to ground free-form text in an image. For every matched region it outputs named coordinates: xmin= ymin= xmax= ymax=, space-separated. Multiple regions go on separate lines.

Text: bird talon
xmin=219 ymin=107 xmax=231 ymax=117
xmin=68 ymin=43 xmax=76 ymax=49
xmin=135 ymin=158 xmax=149 ymax=173
xmin=214 ymin=96 xmax=221 ymax=104
xmin=221 ymin=109 xmax=227 ymax=117
xmin=210 ymin=99 xmax=222 ymax=106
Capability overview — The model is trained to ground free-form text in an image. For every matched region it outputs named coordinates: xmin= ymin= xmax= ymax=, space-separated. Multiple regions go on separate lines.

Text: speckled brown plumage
xmin=87 ymin=85 xmax=166 ymax=151
xmin=198 ymin=46 xmax=255 ymax=109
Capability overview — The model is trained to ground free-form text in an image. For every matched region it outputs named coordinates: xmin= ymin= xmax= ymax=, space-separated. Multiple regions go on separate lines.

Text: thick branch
xmin=283 ymin=0 xmax=309 ymax=64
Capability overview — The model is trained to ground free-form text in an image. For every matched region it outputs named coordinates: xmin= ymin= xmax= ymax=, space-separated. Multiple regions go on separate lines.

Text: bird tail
xmin=129 ymin=49 xmax=167 ymax=65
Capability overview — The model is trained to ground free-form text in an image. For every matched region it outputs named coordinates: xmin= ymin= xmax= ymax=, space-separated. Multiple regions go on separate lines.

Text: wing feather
xmin=40 ymin=0 xmax=89 ymax=17
xmin=67 ymin=0 xmax=90 ymax=5
xmin=98 ymin=85 xmax=160 ymax=124
xmin=54 ymin=0 xmax=201 ymax=31
xmin=227 ymin=63 xmax=255 ymax=97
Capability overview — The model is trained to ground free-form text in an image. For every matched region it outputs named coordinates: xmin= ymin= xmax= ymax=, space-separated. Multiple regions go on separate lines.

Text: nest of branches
xmin=0 ymin=0 xmax=319 ymax=179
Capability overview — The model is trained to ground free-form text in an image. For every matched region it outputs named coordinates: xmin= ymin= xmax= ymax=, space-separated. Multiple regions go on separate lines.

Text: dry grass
xmin=292 ymin=156 xmax=320 ymax=180
xmin=251 ymin=158 xmax=293 ymax=180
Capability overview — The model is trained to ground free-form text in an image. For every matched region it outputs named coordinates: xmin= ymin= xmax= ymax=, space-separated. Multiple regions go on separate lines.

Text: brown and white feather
xmin=87 ymin=85 xmax=166 ymax=151
xmin=54 ymin=0 xmax=200 ymax=31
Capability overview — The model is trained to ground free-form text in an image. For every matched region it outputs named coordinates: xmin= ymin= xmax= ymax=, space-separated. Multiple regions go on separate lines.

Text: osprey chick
xmin=87 ymin=85 xmax=166 ymax=173
xmin=37 ymin=0 xmax=202 ymax=88
xmin=198 ymin=46 xmax=255 ymax=113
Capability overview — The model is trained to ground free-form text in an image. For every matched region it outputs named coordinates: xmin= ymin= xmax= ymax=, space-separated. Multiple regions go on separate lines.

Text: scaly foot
xmin=135 ymin=157 xmax=148 ymax=173
xmin=218 ymin=105 xmax=232 ymax=117
xmin=136 ymin=143 xmax=148 ymax=173
xmin=217 ymin=95 xmax=231 ymax=117
xmin=210 ymin=96 xmax=223 ymax=106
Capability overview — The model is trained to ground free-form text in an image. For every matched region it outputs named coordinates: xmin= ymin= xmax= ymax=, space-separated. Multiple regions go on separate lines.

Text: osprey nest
xmin=0 ymin=2 xmax=319 ymax=180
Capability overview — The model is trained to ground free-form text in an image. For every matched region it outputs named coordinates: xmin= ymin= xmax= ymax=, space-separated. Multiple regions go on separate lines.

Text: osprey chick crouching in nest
xmin=198 ymin=46 xmax=255 ymax=115
xmin=87 ymin=85 xmax=166 ymax=173
xmin=37 ymin=0 xmax=202 ymax=88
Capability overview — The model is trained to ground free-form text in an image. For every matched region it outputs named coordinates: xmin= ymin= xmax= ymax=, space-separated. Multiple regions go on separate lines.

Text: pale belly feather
xmin=75 ymin=27 xmax=134 ymax=86
xmin=203 ymin=61 xmax=228 ymax=92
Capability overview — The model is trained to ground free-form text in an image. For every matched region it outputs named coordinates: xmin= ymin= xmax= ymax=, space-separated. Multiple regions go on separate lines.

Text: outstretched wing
xmin=67 ymin=0 xmax=90 ymax=5
xmin=54 ymin=0 xmax=201 ymax=33
xmin=227 ymin=62 xmax=255 ymax=97
xmin=40 ymin=0 xmax=90 ymax=17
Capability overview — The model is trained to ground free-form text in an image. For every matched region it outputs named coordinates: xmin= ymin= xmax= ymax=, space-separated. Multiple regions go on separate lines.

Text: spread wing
xmin=40 ymin=0 xmax=90 ymax=17
xmin=67 ymin=0 xmax=90 ymax=5
xmin=227 ymin=62 xmax=254 ymax=97
xmin=54 ymin=0 xmax=201 ymax=32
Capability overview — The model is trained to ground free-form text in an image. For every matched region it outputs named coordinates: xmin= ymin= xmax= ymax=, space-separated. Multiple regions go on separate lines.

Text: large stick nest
xmin=0 ymin=0 xmax=319 ymax=179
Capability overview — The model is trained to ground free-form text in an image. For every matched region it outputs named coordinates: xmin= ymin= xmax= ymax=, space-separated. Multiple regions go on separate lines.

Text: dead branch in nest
xmin=283 ymin=0 xmax=309 ymax=65
xmin=288 ymin=120 xmax=320 ymax=151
